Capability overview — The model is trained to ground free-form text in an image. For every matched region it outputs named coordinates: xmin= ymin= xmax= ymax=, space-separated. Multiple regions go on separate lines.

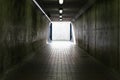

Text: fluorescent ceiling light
xmin=59 ymin=15 xmax=62 ymax=18
xmin=60 ymin=19 xmax=62 ymax=21
xmin=59 ymin=9 xmax=63 ymax=14
xmin=59 ymin=0 xmax=64 ymax=4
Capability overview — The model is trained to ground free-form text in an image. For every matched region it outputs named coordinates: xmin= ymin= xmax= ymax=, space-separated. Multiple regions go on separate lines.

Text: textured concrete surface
xmin=118 ymin=1 xmax=120 ymax=71
xmin=119 ymin=0 xmax=120 ymax=72
xmin=73 ymin=0 xmax=120 ymax=73
xmin=1 ymin=41 xmax=119 ymax=80
xmin=0 ymin=0 xmax=50 ymax=77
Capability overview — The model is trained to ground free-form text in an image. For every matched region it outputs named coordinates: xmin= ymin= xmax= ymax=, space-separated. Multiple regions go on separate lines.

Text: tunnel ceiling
xmin=36 ymin=0 xmax=96 ymax=21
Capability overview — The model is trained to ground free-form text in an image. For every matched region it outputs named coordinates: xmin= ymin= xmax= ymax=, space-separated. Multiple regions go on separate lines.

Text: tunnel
xmin=0 ymin=0 xmax=120 ymax=80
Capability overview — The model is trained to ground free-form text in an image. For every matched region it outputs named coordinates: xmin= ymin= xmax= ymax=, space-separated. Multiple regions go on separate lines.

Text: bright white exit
xmin=52 ymin=22 xmax=71 ymax=41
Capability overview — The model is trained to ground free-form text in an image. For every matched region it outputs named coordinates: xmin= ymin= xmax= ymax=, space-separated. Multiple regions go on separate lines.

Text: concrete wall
xmin=73 ymin=0 xmax=120 ymax=73
xmin=0 ymin=0 xmax=50 ymax=76
xmin=118 ymin=0 xmax=120 ymax=71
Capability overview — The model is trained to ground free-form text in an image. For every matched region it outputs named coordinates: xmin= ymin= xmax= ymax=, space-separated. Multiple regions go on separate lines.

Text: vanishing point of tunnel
xmin=0 ymin=0 xmax=120 ymax=80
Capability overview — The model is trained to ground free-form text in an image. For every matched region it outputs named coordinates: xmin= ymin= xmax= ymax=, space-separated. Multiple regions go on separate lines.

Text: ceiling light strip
xmin=60 ymin=18 xmax=62 ymax=21
xmin=33 ymin=0 xmax=51 ymax=22
xmin=59 ymin=9 xmax=63 ymax=14
xmin=59 ymin=15 xmax=62 ymax=18
xmin=59 ymin=0 xmax=64 ymax=4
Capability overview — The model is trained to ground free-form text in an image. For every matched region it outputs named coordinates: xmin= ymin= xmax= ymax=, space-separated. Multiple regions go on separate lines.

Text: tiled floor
xmin=3 ymin=41 xmax=119 ymax=80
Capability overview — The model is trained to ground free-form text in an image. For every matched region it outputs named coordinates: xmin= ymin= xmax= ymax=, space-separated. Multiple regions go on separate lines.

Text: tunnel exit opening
xmin=47 ymin=21 xmax=76 ymax=44
xmin=52 ymin=22 xmax=71 ymax=41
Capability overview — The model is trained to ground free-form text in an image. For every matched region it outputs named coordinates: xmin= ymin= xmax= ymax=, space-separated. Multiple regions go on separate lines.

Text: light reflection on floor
xmin=48 ymin=41 xmax=74 ymax=49
xmin=46 ymin=41 xmax=76 ymax=80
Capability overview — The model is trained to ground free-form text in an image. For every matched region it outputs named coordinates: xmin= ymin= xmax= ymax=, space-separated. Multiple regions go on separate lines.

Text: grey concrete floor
xmin=3 ymin=41 xmax=119 ymax=80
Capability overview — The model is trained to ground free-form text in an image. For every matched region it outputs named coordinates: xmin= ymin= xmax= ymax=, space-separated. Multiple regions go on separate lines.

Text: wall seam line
xmin=118 ymin=0 xmax=120 ymax=71
xmin=95 ymin=2 xmax=96 ymax=58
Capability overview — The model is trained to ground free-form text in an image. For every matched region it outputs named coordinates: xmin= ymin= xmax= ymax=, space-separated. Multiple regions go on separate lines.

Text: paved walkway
xmin=3 ymin=41 xmax=118 ymax=80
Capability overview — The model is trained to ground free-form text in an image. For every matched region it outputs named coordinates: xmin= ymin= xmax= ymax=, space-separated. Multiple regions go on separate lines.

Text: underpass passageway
xmin=0 ymin=0 xmax=120 ymax=80
xmin=3 ymin=41 xmax=118 ymax=80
